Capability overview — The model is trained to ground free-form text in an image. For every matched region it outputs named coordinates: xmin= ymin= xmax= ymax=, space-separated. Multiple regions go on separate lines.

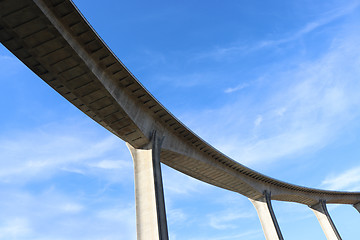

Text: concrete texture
xmin=250 ymin=191 xmax=284 ymax=240
xmin=310 ymin=200 xmax=342 ymax=240
xmin=354 ymin=202 xmax=360 ymax=213
xmin=127 ymin=132 xmax=169 ymax=240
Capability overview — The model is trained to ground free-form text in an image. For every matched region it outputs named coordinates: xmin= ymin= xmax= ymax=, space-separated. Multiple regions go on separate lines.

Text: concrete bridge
xmin=0 ymin=0 xmax=359 ymax=239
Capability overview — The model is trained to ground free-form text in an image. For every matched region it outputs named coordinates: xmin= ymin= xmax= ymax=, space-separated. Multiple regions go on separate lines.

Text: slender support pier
xmin=354 ymin=202 xmax=360 ymax=213
xmin=250 ymin=191 xmax=284 ymax=240
xmin=310 ymin=200 xmax=341 ymax=240
xmin=127 ymin=132 xmax=169 ymax=240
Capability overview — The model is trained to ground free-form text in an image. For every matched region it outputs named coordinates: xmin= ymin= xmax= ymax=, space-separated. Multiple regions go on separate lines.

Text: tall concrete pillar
xmin=127 ymin=132 xmax=169 ymax=240
xmin=354 ymin=202 xmax=360 ymax=213
xmin=310 ymin=200 xmax=341 ymax=240
xmin=250 ymin=191 xmax=284 ymax=240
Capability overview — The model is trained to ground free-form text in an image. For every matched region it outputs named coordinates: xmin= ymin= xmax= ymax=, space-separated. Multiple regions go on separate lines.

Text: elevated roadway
xmin=1 ymin=1 xmax=359 ymax=239
xmin=1 ymin=0 xmax=359 ymax=206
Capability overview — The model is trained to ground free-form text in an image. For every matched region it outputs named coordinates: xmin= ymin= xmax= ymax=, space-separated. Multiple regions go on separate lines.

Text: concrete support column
xmin=354 ymin=202 xmax=360 ymax=213
xmin=310 ymin=200 xmax=341 ymax=240
xmin=127 ymin=132 xmax=169 ymax=240
xmin=250 ymin=191 xmax=284 ymax=240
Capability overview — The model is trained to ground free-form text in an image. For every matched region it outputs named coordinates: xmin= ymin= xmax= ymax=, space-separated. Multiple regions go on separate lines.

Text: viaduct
xmin=1 ymin=0 xmax=359 ymax=239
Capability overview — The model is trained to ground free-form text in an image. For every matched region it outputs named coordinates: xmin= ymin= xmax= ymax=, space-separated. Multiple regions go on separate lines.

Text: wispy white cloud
xmin=0 ymin=120 xmax=132 ymax=184
xmin=163 ymin=165 xmax=210 ymax=195
xmin=254 ymin=115 xmax=263 ymax=127
xmin=208 ymin=209 xmax=255 ymax=230
xmin=0 ymin=218 xmax=32 ymax=239
xmin=89 ymin=159 xmax=131 ymax=170
xmin=96 ymin=205 xmax=135 ymax=222
xmin=0 ymin=187 xmax=136 ymax=240
xmin=0 ymin=116 xmax=139 ymax=239
xmin=194 ymin=1 xmax=360 ymax=61
xmin=321 ymin=166 xmax=360 ymax=191
xmin=255 ymin=1 xmax=360 ymax=49
xmin=167 ymin=208 xmax=188 ymax=225
xmin=224 ymin=82 xmax=250 ymax=93
xmin=183 ymin=26 xmax=360 ymax=167
xmin=60 ymin=203 xmax=84 ymax=213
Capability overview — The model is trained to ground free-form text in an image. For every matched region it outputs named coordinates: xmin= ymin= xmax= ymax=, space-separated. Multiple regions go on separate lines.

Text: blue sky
xmin=1 ymin=0 xmax=360 ymax=239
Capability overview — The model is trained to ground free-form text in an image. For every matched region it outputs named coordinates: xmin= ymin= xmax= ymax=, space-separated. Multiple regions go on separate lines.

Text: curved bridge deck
xmin=1 ymin=0 xmax=359 ymax=208
xmin=0 ymin=5 xmax=360 ymax=236
xmin=2 ymin=1 xmax=360 ymax=239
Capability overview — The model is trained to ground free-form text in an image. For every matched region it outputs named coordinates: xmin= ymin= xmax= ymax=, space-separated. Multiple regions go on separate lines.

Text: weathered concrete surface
xmin=250 ymin=191 xmax=284 ymax=240
xmin=127 ymin=133 xmax=168 ymax=240
xmin=310 ymin=200 xmax=341 ymax=240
